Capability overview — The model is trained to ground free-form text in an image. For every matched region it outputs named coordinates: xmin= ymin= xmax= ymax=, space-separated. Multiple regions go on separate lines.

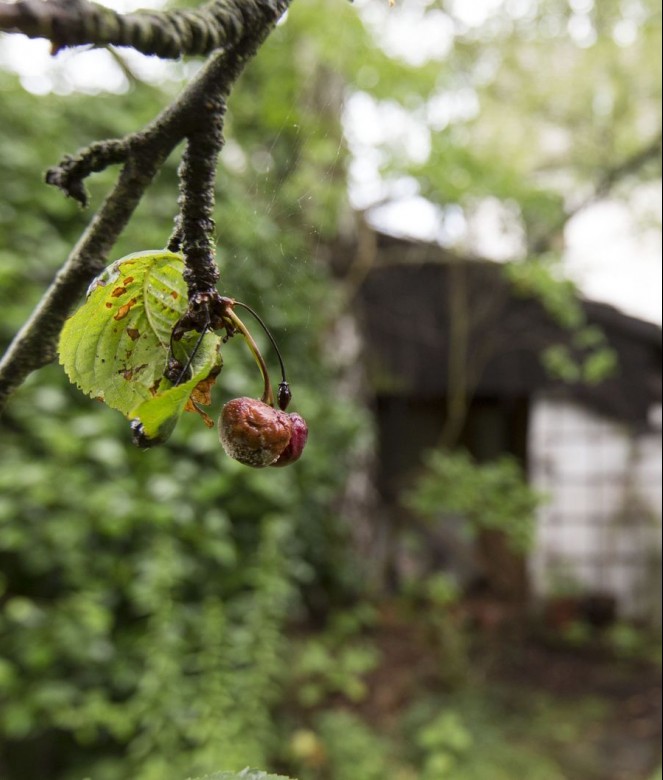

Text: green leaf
xmin=541 ymin=343 xmax=581 ymax=383
xmin=58 ymin=250 xmax=221 ymax=421
xmin=129 ymin=365 xmax=217 ymax=444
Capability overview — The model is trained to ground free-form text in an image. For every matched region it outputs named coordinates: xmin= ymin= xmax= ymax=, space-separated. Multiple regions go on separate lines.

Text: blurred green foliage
xmin=402 ymin=0 xmax=662 ymax=250
xmin=292 ymin=624 xmax=381 ymax=707
xmin=506 ymin=258 xmax=620 ymax=383
xmin=0 ymin=3 xmax=372 ymax=775
xmin=405 ymin=449 xmax=543 ymax=553
xmin=308 ymin=711 xmax=393 ymax=780
xmin=1 ymin=0 xmax=660 ymax=778
xmin=286 ymin=688 xmax=612 ymax=780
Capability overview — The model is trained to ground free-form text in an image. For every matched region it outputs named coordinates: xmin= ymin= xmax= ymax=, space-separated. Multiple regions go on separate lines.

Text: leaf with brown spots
xmin=184 ymin=398 xmax=216 ymax=428
xmin=189 ymin=365 xmax=222 ymax=407
xmin=58 ymin=250 xmax=222 ymax=422
xmin=113 ymin=298 xmax=137 ymax=321
xmin=182 ymin=364 xmax=222 ymax=428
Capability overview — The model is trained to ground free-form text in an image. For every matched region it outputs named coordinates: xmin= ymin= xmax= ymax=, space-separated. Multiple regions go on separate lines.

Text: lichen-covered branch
xmin=0 ymin=0 xmax=280 ymax=59
xmin=177 ymin=116 xmax=226 ymax=295
xmin=0 ymin=0 xmax=292 ymax=413
xmin=0 ymin=154 xmax=170 ymax=407
xmin=45 ymin=138 xmax=130 ymax=206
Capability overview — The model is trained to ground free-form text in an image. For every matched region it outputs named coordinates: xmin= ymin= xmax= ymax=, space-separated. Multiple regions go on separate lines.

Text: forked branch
xmin=0 ymin=0 xmax=292 ymax=413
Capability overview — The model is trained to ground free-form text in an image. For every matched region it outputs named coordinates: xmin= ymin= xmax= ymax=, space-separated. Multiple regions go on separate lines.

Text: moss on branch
xmin=0 ymin=0 xmax=284 ymax=59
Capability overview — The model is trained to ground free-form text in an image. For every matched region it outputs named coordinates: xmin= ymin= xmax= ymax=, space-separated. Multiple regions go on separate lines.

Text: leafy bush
xmin=302 ymin=711 xmax=394 ymax=780
xmin=291 ymin=606 xmax=380 ymax=707
xmin=0 ymin=62 xmax=367 ymax=779
xmin=405 ymin=449 xmax=543 ymax=554
xmin=284 ymin=690 xmax=592 ymax=780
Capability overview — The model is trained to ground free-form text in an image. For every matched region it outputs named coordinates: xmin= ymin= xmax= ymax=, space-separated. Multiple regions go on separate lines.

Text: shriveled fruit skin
xmin=219 ymin=397 xmax=291 ymax=467
xmin=270 ymin=413 xmax=308 ymax=467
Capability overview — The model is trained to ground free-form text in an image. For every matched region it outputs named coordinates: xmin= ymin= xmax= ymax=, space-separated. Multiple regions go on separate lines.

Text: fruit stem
xmin=225 ymin=308 xmax=274 ymax=406
xmin=233 ymin=300 xmax=287 ymax=384
xmin=172 ymin=325 xmax=208 ymax=386
xmin=167 ymin=304 xmax=211 ymax=386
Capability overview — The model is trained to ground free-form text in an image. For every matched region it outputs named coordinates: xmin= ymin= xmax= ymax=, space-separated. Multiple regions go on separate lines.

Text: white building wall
xmin=528 ymin=395 xmax=662 ymax=621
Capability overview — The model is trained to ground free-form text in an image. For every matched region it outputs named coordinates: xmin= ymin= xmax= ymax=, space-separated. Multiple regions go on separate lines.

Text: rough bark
xmin=0 ymin=0 xmax=281 ymax=58
xmin=0 ymin=0 xmax=292 ymax=413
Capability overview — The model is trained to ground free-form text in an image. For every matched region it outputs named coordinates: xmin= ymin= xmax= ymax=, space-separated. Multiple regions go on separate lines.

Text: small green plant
xmin=295 ymin=641 xmax=380 ymax=707
xmin=560 ymin=620 xmax=594 ymax=647
xmin=505 ymin=257 xmax=618 ymax=385
xmin=416 ymin=711 xmax=473 ymax=779
xmin=405 ymin=449 xmax=543 ymax=553
xmin=292 ymin=607 xmax=380 ymax=707
xmin=606 ymin=622 xmax=663 ymax=664
xmin=405 ymin=572 xmax=470 ymax=688
xmin=423 ymin=572 xmax=462 ymax=608
xmin=403 ymin=691 xmax=591 ymax=780
xmin=298 ymin=711 xmax=394 ymax=780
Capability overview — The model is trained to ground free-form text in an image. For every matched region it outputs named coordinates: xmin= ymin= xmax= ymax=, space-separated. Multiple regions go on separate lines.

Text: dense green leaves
xmin=405 ymin=450 xmax=543 ymax=554
xmin=1 ymin=1 xmax=659 ymax=779
xmin=0 ymin=9 xmax=367 ymax=776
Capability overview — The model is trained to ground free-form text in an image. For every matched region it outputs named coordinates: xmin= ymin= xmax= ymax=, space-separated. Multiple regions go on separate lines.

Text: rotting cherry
xmin=219 ymin=397 xmax=308 ymax=468
xmin=269 ymin=412 xmax=308 ymax=467
xmin=219 ymin=397 xmax=292 ymax=467
xmin=160 ymin=289 xmax=308 ymax=465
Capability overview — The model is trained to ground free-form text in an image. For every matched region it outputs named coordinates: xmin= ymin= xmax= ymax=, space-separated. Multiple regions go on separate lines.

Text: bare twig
xmin=45 ymin=138 xmax=131 ymax=206
xmin=595 ymin=131 xmax=662 ymax=198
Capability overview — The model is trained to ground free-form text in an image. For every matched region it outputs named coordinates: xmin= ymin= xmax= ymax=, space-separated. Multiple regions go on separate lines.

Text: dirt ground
xmin=354 ymin=605 xmax=662 ymax=780
xmin=497 ymin=638 xmax=662 ymax=780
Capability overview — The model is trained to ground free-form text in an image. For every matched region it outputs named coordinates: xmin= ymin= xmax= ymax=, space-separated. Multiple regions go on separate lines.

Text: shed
xmin=354 ymin=232 xmax=662 ymax=621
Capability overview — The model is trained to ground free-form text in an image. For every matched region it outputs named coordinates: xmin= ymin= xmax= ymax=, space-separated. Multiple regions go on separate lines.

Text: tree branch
xmin=45 ymin=138 xmax=130 ymax=206
xmin=595 ymin=131 xmax=662 ymax=198
xmin=0 ymin=0 xmax=279 ymax=59
xmin=0 ymin=0 xmax=291 ymax=413
xmin=530 ymin=129 xmax=663 ymax=254
xmin=175 ymin=116 xmax=226 ymax=296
